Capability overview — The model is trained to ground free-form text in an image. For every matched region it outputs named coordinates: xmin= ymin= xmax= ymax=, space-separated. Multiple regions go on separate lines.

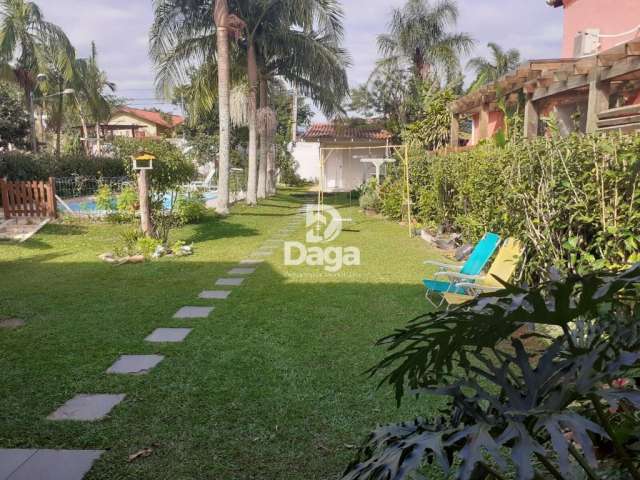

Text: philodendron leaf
xmin=342 ymin=420 xmax=451 ymax=480
xmin=597 ymin=388 xmax=640 ymax=409
xmin=447 ymin=423 xmax=507 ymax=480
xmin=496 ymin=422 xmax=546 ymax=480
xmin=535 ymin=412 xmax=608 ymax=478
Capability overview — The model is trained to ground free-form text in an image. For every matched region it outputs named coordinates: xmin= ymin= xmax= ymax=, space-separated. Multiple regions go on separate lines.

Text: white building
xmin=292 ymin=123 xmax=393 ymax=192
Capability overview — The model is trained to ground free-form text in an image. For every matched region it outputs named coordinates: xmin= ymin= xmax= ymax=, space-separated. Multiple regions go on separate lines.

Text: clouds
xmin=33 ymin=0 xmax=564 ymax=113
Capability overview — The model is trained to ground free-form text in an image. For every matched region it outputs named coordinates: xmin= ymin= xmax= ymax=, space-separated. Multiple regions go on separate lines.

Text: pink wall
xmin=470 ymin=111 xmax=505 ymax=145
xmin=561 ymin=0 xmax=640 ymax=58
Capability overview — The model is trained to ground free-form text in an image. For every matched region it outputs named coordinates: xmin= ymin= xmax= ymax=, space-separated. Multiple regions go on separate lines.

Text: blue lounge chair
xmin=422 ymin=232 xmax=501 ymax=306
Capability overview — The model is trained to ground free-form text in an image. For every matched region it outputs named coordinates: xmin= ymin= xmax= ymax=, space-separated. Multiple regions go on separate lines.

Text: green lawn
xmin=0 ymin=189 xmax=445 ymax=479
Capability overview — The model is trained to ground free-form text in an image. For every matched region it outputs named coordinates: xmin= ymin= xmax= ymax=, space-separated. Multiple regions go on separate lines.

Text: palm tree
xmin=0 ymin=0 xmax=72 ymax=152
xmin=467 ymin=42 xmax=521 ymax=88
xmin=73 ymin=42 xmax=116 ymax=155
xmin=150 ymin=0 xmax=349 ymax=205
xmin=377 ymin=0 xmax=473 ymax=81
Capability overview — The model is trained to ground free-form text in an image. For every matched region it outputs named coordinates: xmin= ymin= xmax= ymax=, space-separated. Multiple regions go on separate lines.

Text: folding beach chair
xmin=422 ymin=232 xmax=501 ymax=307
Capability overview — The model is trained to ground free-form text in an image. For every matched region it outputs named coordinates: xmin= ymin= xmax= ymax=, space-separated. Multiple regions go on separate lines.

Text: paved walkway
xmin=0 ymin=205 xmax=308 ymax=479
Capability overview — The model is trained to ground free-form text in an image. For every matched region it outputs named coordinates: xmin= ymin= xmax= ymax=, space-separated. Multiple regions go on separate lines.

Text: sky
xmin=36 ymin=0 xmax=564 ymax=117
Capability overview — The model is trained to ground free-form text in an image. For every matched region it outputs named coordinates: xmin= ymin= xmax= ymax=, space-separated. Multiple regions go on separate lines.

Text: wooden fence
xmin=0 ymin=177 xmax=57 ymax=219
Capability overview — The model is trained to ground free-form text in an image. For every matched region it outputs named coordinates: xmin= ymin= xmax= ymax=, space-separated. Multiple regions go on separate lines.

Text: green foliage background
xmin=380 ymin=133 xmax=640 ymax=281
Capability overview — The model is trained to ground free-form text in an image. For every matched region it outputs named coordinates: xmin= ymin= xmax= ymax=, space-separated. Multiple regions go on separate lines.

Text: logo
xmin=285 ymin=204 xmax=360 ymax=272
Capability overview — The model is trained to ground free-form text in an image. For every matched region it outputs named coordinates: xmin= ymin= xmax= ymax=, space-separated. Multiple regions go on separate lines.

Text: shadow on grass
xmin=0 ymin=257 xmax=434 ymax=480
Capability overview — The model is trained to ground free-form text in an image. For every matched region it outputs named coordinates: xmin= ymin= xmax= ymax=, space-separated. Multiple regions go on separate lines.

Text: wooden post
xmin=450 ymin=113 xmax=460 ymax=147
xmin=48 ymin=177 xmax=57 ymax=218
xmin=524 ymin=95 xmax=540 ymax=139
xmin=478 ymin=104 xmax=489 ymax=141
xmin=138 ymin=170 xmax=152 ymax=235
xmin=1 ymin=178 xmax=10 ymax=220
xmin=586 ymin=69 xmax=610 ymax=133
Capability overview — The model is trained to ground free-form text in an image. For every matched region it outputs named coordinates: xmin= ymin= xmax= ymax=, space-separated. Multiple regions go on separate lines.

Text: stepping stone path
xmin=107 ymin=355 xmax=164 ymax=375
xmin=216 ymin=278 xmax=244 ymax=286
xmin=173 ymin=306 xmax=214 ymax=319
xmin=199 ymin=290 xmax=231 ymax=300
xmin=7 ymin=208 xmax=308 ymax=479
xmin=48 ymin=394 xmax=125 ymax=421
xmin=0 ymin=318 xmax=25 ymax=329
xmin=0 ymin=449 xmax=103 ymax=480
xmin=228 ymin=268 xmax=256 ymax=275
xmin=145 ymin=328 xmax=192 ymax=343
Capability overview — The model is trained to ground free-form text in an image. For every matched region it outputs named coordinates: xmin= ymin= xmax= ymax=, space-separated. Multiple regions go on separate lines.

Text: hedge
xmin=0 ymin=152 xmax=127 ymax=180
xmin=380 ymin=133 xmax=640 ymax=281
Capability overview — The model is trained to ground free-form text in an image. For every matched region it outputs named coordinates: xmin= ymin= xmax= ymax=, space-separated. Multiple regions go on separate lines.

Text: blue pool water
xmin=61 ymin=191 xmax=217 ymax=215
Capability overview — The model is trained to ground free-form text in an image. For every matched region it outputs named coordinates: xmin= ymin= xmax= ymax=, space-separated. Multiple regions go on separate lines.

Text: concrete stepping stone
xmin=48 ymin=394 xmax=125 ymax=421
xmin=0 ymin=318 xmax=25 ymax=329
xmin=216 ymin=278 xmax=244 ymax=286
xmin=240 ymin=259 xmax=264 ymax=265
xmin=199 ymin=290 xmax=231 ymax=300
xmin=145 ymin=328 xmax=192 ymax=343
xmin=228 ymin=267 xmax=255 ymax=275
xmin=173 ymin=306 xmax=214 ymax=319
xmin=106 ymin=355 xmax=164 ymax=375
xmin=0 ymin=449 xmax=104 ymax=480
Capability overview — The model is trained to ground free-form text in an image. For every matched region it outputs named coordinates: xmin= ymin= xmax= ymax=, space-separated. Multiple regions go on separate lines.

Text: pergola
xmin=449 ymin=36 xmax=640 ymax=145
xmin=72 ymin=124 xmax=143 ymax=139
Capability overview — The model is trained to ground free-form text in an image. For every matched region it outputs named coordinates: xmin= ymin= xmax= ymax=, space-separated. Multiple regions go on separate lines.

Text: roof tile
xmin=302 ymin=123 xmax=392 ymax=141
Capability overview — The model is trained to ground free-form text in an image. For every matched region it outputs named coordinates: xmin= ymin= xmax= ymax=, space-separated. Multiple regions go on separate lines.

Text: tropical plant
xmin=175 ymin=191 xmax=207 ymax=224
xmin=467 ymin=42 xmax=521 ymax=89
xmin=0 ymin=0 xmax=72 ymax=151
xmin=150 ymin=0 xmax=350 ymax=208
xmin=0 ymin=80 xmax=29 ymax=148
xmin=72 ymin=42 xmax=116 ymax=155
xmin=402 ymin=85 xmax=456 ymax=150
xmin=343 ymin=265 xmax=640 ymax=480
xmin=377 ymin=0 xmax=473 ymax=81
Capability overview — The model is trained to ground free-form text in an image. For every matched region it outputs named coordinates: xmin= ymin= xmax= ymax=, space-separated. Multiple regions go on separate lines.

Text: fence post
xmin=48 ymin=177 xmax=58 ymax=218
xmin=1 ymin=178 xmax=10 ymax=220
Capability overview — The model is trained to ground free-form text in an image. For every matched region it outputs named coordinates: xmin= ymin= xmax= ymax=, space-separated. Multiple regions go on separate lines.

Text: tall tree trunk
xmin=257 ymin=76 xmax=268 ymax=199
xmin=291 ymin=88 xmax=298 ymax=144
xmin=246 ymin=40 xmax=258 ymax=206
xmin=27 ymin=89 xmax=37 ymax=152
xmin=56 ymin=84 xmax=63 ymax=161
xmin=267 ymin=144 xmax=276 ymax=196
xmin=95 ymin=123 xmax=101 ymax=155
xmin=75 ymin=99 xmax=90 ymax=156
xmin=214 ymin=0 xmax=231 ymax=214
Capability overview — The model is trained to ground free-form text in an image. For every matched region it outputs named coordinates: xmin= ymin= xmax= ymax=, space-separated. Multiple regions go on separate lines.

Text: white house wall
xmin=292 ymin=141 xmax=321 ymax=183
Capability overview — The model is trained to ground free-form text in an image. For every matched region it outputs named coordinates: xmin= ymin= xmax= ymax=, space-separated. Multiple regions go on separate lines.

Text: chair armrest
xmin=455 ymin=282 xmax=502 ymax=293
xmin=424 ymin=261 xmax=462 ymax=271
xmin=435 ymin=272 xmax=482 ymax=281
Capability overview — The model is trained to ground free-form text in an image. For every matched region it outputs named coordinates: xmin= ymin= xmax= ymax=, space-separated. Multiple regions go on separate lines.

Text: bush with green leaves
xmin=380 ymin=133 xmax=640 ymax=282
xmin=359 ymin=178 xmax=382 ymax=212
xmin=343 ymin=265 xmax=640 ymax=480
xmin=175 ymin=191 xmax=207 ymax=224
xmin=116 ymin=185 xmax=138 ymax=215
xmin=0 ymin=152 xmax=126 ymax=180
xmin=94 ymin=184 xmax=115 ymax=213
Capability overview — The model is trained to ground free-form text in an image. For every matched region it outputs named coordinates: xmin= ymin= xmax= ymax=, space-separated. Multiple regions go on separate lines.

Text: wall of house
xmin=292 ymin=141 xmax=321 ymax=183
xmin=108 ymin=113 xmax=158 ymax=137
xmin=470 ymin=110 xmax=505 ymax=145
xmin=561 ymin=0 xmax=640 ymax=58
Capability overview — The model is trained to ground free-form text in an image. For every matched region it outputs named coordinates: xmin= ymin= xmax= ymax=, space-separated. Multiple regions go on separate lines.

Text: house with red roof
xmin=292 ymin=123 xmax=393 ymax=192
xmin=107 ymin=107 xmax=185 ymax=139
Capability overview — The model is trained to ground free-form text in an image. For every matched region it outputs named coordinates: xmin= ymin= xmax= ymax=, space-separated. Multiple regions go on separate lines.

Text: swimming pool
xmin=60 ymin=191 xmax=218 ymax=215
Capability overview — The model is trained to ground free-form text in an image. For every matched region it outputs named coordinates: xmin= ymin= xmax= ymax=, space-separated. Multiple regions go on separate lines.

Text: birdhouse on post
xmin=133 ymin=151 xmax=156 ymax=236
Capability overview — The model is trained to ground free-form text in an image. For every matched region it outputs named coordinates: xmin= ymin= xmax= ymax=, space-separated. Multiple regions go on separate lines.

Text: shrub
xmin=116 ymin=185 xmax=138 ymax=215
xmin=175 ymin=192 xmax=207 ymax=224
xmin=0 ymin=152 xmax=126 ymax=180
xmin=380 ymin=133 xmax=640 ymax=282
xmin=359 ymin=178 xmax=381 ymax=212
xmin=95 ymin=184 xmax=115 ymax=212
xmin=343 ymin=265 xmax=640 ymax=480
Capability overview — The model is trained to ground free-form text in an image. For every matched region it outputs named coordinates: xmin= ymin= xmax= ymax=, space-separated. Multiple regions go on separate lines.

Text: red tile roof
xmin=302 ymin=123 xmax=392 ymax=142
xmin=116 ymin=107 xmax=185 ymax=129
